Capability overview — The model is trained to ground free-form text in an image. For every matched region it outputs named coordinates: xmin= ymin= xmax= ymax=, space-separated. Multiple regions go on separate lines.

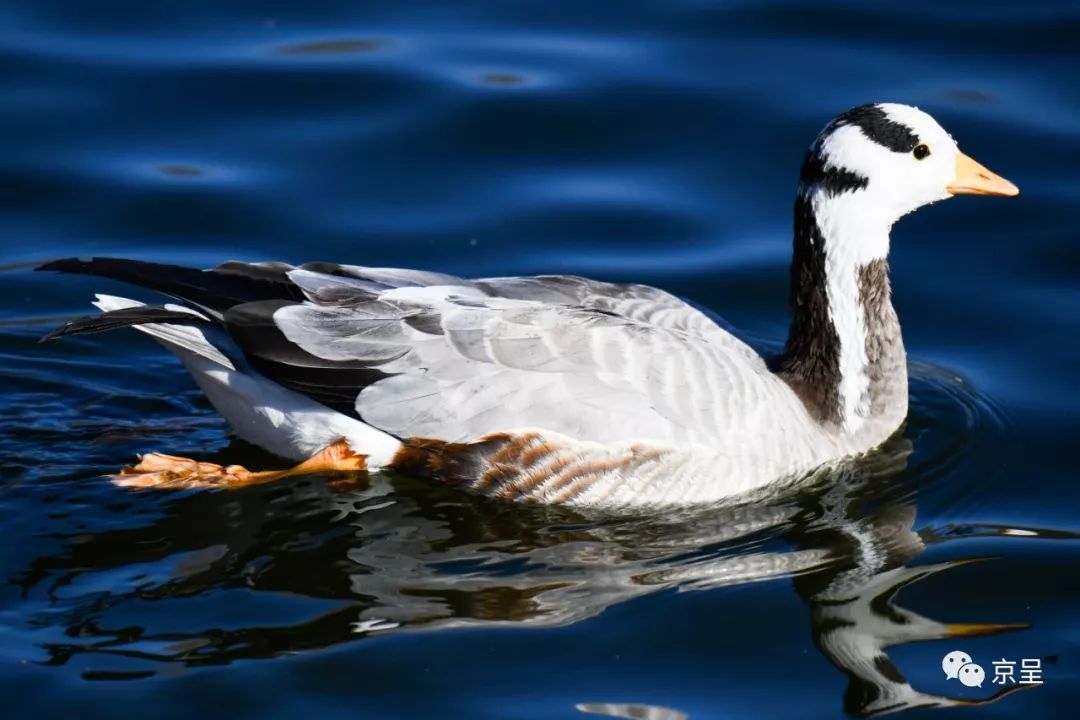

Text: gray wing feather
xmin=92 ymin=295 xmax=237 ymax=370
xmin=272 ymin=266 xmax=772 ymax=444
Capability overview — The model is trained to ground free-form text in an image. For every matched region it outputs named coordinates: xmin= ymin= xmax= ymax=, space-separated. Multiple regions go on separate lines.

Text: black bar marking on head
xmin=800 ymin=152 xmax=869 ymax=198
xmin=831 ymin=104 xmax=920 ymax=153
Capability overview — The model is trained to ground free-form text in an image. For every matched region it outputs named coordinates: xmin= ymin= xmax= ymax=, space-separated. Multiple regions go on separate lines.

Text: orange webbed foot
xmin=110 ymin=439 xmax=368 ymax=490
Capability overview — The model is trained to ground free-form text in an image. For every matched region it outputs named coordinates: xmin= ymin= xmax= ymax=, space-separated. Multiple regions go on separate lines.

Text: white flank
xmin=90 ymin=294 xmax=403 ymax=467
xmin=178 ymin=355 xmax=402 ymax=467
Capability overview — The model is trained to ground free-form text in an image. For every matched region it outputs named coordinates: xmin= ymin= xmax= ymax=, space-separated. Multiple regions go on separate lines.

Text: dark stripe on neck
xmin=773 ymin=194 xmax=842 ymax=425
xmin=858 ymin=259 xmax=904 ymax=417
xmin=799 ymin=152 xmax=869 ymax=198
xmin=829 ymin=104 xmax=919 ymax=153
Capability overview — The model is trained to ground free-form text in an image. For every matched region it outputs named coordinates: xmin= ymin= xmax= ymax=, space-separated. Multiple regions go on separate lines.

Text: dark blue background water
xmin=1 ymin=1 xmax=1077 ymax=718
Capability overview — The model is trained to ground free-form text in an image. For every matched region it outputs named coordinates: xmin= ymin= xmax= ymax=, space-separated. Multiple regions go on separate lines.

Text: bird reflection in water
xmin=578 ymin=703 xmax=687 ymax=720
xmin=16 ymin=435 xmax=1064 ymax=716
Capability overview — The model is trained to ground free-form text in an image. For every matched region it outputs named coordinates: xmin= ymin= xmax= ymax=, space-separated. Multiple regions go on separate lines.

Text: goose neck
xmin=777 ymin=188 xmax=907 ymax=437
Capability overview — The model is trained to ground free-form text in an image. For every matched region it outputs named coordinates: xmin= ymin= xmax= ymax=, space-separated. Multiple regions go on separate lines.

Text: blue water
xmin=1 ymin=1 xmax=1078 ymax=717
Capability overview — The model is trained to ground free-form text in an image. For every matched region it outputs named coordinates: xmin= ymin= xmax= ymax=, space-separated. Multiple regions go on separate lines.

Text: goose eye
xmin=913 ymin=144 xmax=930 ymax=160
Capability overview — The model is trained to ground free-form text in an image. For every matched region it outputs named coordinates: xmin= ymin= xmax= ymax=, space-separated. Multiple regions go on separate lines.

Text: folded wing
xmin=254 ymin=265 xmax=774 ymax=445
xmin=41 ymin=257 xmax=780 ymax=447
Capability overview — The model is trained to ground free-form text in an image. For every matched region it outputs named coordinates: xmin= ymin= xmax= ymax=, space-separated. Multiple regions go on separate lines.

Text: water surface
xmin=1 ymin=1 xmax=1078 ymax=717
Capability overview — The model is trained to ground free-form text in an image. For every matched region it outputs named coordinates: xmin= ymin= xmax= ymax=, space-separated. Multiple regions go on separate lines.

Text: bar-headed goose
xmin=39 ymin=103 xmax=1017 ymax=506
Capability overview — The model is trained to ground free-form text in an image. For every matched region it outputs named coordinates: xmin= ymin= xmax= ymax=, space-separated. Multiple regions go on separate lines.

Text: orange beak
xmin=945 ymin=622 xmax=1030 ymax=638
xmin=947 ymin=152 xmax=1019 ymax=197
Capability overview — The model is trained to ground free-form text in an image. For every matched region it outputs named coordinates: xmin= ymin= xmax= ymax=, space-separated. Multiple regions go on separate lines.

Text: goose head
xmin=779 ymin=104 xmax=1017 ymax=434
xmin=799 ymin=104 xmax=1018 ymax=261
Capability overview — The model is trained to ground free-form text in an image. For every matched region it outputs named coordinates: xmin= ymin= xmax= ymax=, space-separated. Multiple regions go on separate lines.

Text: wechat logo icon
xmin=942 ymin=650 xmax=985 ymax=688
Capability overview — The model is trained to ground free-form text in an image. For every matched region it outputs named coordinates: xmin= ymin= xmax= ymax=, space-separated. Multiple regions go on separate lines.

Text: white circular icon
xmin=959 ymin=662 xmax=985 ymax=688
xmin=942 ymin=650 xmax=972 ymax=680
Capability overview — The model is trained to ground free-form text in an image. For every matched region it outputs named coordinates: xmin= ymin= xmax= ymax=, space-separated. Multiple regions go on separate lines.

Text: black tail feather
xmin=36 ymin=257 xmax=304 ymax=315
xmin=39 ymin=305 xmax=212 ymax=343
